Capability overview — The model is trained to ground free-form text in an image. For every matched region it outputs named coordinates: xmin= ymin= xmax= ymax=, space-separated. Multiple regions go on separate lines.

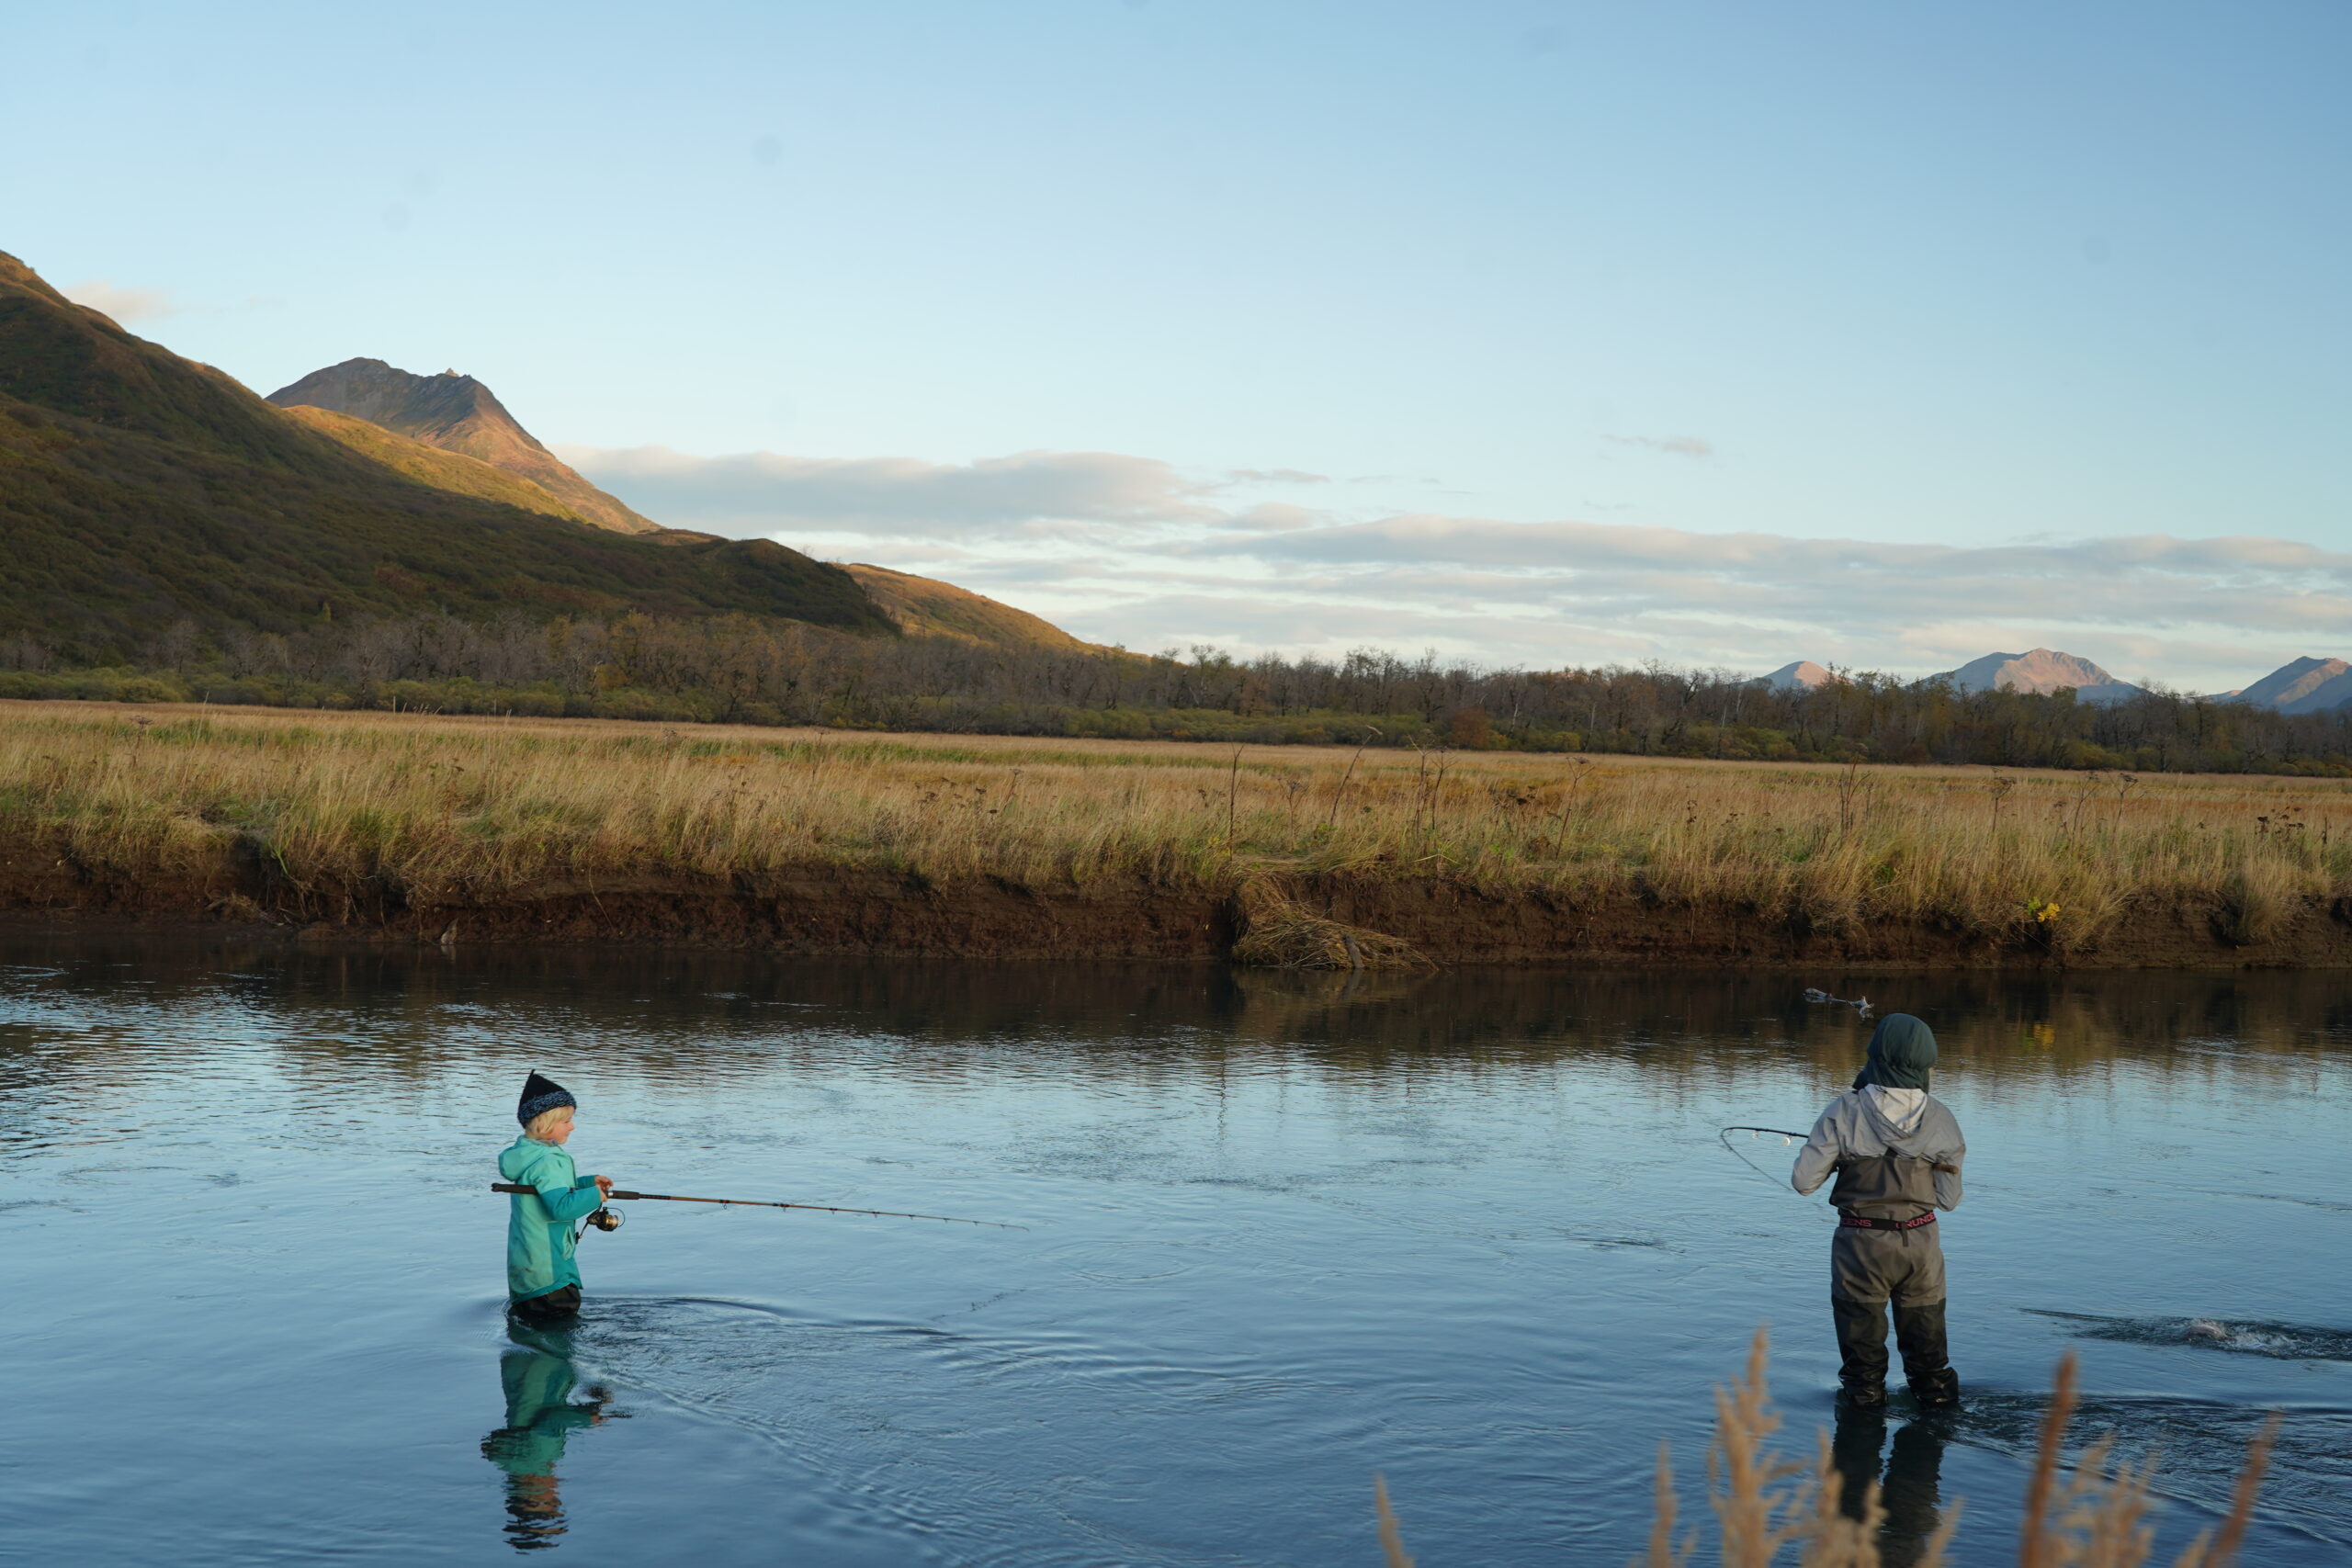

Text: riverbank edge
xmin=6 ymin=845 xmax=2351 ymax=967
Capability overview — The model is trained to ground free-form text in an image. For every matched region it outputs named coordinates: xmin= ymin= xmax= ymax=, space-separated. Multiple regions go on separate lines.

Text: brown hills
xmin=841 ymin=563 xmax=1095 ymax=650
xmin=267 ymin=357 xmax=660 ymax=535
xmin=0 ymin=251 xmax=891 ymax=660
xmin=274 ymin=403 xmax=593 ymax=525
xmin=1 ymin=244 xmax=1097 ymax=661
xmin=271 ymin=357 xmax=1100 ymax=653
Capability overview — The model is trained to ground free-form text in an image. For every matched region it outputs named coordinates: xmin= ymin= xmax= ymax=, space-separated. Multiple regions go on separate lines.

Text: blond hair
xmin=523 ymin=1105 xmax=574 ymax=1142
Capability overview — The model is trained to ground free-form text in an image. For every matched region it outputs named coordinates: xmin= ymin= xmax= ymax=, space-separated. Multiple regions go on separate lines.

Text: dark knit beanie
xmin=516 ymin=1071 xmax=577 ymax=1126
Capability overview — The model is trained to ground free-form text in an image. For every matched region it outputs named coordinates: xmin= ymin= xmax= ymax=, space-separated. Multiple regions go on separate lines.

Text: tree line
xmin=3 ymin=612 xmax=2349 ymax=775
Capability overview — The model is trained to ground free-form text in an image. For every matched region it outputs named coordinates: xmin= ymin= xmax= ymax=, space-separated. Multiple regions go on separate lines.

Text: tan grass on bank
xmin=3 ymin=700 xmax=2350 ymax=947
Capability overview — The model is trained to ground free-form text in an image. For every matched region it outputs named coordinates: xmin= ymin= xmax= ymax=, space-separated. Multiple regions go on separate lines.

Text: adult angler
xmin=1791 ymin=1014 xmax=1966 ymax=1410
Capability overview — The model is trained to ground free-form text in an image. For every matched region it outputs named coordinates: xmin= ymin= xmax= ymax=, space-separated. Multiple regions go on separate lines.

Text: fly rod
xmin=491 ymin=1183 xmax=1026 ymax=1230
xmin=1716 ymin=1126 xmax=1957 ymax=1178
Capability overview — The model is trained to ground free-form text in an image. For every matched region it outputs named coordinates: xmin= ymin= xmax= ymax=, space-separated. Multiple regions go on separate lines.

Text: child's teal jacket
xmin=500 ymin=1135 xmax=604 ymax=1301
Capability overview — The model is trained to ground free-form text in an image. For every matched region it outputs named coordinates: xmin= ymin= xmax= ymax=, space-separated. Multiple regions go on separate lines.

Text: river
xmin=5 ymin=932 xmax=2347 ymax=1566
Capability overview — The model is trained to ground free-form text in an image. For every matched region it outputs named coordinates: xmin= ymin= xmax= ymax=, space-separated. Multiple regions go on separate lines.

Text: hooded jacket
xmin=500 ymin=1135 xmax=605 ymax=1301
xmin=1852 ymin=1013 xmax=1938 ymax=1091
xmin=1792 ymin=1087 xmax=1965 ymax=1214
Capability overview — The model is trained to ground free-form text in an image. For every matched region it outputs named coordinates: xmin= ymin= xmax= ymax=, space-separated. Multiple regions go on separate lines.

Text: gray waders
xmin=1829 ymin=1153 xmax=1959 ymax=1407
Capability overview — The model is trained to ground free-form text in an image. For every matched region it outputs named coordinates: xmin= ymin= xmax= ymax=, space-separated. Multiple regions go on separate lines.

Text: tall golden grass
xmin=1374 ymin=1328 xmax=2276 ymax=1568
xmin=2 ymin=701 xmax=2348 ymax=946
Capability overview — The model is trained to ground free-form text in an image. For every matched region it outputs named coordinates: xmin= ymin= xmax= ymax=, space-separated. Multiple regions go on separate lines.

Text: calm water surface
xmin=5 ymin=936 xmax=2349 ymax=1566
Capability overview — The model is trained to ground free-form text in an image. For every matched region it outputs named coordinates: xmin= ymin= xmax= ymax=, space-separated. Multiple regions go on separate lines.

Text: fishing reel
xmin=582 ymin=1206 xmax=624 ymax=1235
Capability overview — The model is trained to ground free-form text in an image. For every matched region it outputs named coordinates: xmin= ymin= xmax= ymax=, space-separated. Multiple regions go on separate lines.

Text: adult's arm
xmin=1931 ymin=1136 xmax=1965 ymax=1210
xmin=1792 ymin=1106 xmax=1842 ymax=1196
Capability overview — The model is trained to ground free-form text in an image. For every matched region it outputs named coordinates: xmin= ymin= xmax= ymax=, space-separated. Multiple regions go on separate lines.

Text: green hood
xmin=1853 ymin=1013 xmax=1937 ymax=1090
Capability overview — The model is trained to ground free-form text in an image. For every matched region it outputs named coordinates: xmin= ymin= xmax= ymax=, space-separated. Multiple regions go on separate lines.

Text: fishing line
xmin=1718 ymin=1124 xmax=1812 ymax=1186
xmin=1716 ymin=1125 xmax=1836 ymax=1223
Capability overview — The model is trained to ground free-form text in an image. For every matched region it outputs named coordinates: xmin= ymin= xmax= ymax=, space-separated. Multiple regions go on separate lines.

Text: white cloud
xmin=560 ymin=439 xmax=2352 ymax=690
xmin=559 ymin=444 xmax=1222 ymax=533
xmin=1606 ymin=434 xmax=1714 ymax=459
xmin=1220 ymin=468 xmax=1330 ymax=486
xmin=61 ymin=279 xmax=180 ymax=321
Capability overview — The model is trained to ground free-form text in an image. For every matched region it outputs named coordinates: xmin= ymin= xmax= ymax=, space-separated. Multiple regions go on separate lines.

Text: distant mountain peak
xmin=1757 ymin=660 xmax=1833 ymax=691
xmin=267 ymin=357 xmax=660 ymax=536
xmin=1931 ymin=648 xmax=2144 ymax=705
xmin=2231 ymin=655 xmax=2352 ymax=714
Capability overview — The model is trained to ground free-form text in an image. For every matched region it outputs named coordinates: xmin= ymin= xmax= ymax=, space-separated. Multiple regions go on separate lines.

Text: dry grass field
xmin=4 ymin=698 xmax=2350 ymax=959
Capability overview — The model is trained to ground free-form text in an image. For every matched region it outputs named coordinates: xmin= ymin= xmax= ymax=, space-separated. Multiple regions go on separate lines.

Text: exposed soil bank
xmin=6 ymin=843 xmax=2352 ymax=967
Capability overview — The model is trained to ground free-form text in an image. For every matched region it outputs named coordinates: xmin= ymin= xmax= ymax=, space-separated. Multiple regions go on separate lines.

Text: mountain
xmin=267 ymin=358 xmax=659 ymax=535
xmin=269 ymin=360 xmax=1105 ymax=655
xmin=1929 ymin=649 xmax=2144 ymax=705
xmin=1757 ymin=660 xmax=1833 ymax=691
xmin=2224 ymin=656 xmax=2352 ymax=714
xmin=842 ymin=564 xmax=1095 ymax=650
xmin=0 ymin=251 xmax=890 ymax=661
xmin=274 ymin=403 xmax=590 ymax=525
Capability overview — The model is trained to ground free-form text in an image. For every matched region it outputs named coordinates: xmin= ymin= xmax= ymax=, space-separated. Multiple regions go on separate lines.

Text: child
xmin=1792 ymin=1015 xmax=1965 ymax=1409
xmin=501 ymin=1072 xmax=614 ymax=1322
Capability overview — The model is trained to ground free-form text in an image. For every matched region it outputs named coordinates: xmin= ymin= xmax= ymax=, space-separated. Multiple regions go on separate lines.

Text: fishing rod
xmin=491 ymin=1184 xmax=1027 ymax=1231
xmin=1716 ymin=1125 xmax=1957 ymax=1180
xmin=1719 ymin=1125 xmax=1815 ymax=1189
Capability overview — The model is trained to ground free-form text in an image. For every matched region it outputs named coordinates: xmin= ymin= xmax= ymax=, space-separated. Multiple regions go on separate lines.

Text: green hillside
xmin=0 ymin=252 xmax=892 ymax=662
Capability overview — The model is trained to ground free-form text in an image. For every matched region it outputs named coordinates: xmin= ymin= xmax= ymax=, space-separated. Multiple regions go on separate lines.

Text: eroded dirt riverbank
xmin=7 ymin=848 xmax=2352 ymax=967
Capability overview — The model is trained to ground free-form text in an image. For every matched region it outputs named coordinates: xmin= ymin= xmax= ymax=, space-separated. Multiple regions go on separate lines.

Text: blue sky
xmin=8 ymin=2 xmax=2349 ymax=686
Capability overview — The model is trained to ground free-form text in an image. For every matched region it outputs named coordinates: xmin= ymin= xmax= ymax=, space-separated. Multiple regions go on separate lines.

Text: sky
xmin=7 ymin=1 xmax=2349 ymax=688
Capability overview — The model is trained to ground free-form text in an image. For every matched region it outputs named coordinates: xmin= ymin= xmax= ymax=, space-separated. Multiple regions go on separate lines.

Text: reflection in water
xmin=1950 ymin=1391 xmax=2352 ymax=1546
xmin=481 ymin=1323 xmax=615 ymax=1551
xmin=1830 ymin=1408 xmax=1951 ymax=1568
xmin=3 ymin=929 xmax=2349 ymax=1092
xmin=5 ymin=931 xmax=2348 ymax=1567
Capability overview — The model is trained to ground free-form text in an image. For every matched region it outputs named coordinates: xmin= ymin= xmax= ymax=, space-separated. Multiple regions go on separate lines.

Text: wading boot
xmin=1837 ymin=1380 xmax=1888 ymax=1413
xmin=1908 ymin=1369 xmax=1961 ymax=1409
xmin=510 ymin=1285 xmax=582 ymax=1325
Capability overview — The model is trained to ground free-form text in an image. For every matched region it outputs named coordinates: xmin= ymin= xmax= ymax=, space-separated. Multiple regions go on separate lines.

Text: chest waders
xmin=1828 ymin=1153 xmax=1959 ymax=1410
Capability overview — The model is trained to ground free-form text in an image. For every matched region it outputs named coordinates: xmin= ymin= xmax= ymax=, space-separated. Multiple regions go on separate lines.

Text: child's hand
xmin=594 ymin=1175 xmax=615 ymax=1197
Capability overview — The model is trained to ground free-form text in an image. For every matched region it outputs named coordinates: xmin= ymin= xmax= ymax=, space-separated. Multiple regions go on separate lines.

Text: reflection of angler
xmin=1831 ymin=1404 xmax=1951 ymax=1568
xmin=481 ymin=1328 xmax=617 ymax=1552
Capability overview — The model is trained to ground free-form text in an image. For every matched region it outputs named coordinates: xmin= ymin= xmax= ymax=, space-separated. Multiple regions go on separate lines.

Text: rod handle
xmin=491 ymin=1182 xmax=631 ymax=1197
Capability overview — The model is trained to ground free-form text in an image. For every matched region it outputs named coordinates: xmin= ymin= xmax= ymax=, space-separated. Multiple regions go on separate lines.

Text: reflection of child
xmin=481 ymin=1328 xmax=613 ymax=1550
xmin=500 ymin=1072 xmax=613 ymax=1321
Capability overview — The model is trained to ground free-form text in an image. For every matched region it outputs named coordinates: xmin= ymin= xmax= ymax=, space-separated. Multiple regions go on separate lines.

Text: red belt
xmin=1838 ymin=1211 xmax=1937 ymax=1231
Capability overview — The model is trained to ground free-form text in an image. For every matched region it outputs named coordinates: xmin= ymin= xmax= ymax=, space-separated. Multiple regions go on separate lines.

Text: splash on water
xmin=2030 ymin=1309 xmax=2352 ymax=1362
